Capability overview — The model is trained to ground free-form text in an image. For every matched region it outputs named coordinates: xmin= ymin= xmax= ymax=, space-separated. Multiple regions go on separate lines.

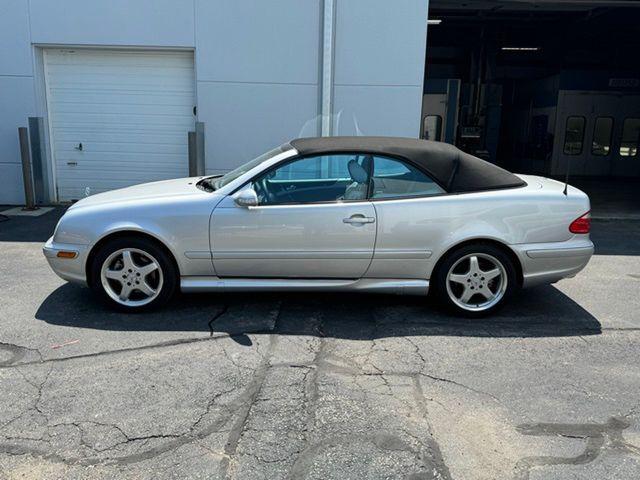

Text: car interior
xmin=251 ymin=153 xmax=445 ymax=205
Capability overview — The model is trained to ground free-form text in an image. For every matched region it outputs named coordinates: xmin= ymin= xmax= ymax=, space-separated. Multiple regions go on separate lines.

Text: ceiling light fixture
xmin=427 ymin=19 xmax=442 ymax=25
xmin=501 ymin=47 xmax=540 ymax=51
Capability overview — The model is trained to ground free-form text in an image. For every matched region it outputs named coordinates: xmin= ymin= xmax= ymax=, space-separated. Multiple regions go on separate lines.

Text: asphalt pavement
xmin=0 ymin=207 xmax=639 ymax=479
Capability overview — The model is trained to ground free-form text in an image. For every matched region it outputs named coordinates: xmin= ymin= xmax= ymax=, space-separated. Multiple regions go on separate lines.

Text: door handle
xmin=343 ymin=215 xmax=375 ymax=225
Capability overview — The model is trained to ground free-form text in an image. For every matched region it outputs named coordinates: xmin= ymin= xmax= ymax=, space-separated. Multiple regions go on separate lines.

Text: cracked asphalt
xmin=1 ymin=208 xmax=639 ymax=479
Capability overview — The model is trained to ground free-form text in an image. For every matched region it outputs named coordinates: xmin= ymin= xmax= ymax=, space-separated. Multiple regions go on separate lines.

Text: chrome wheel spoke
xmin=468 ymin=255 xmax=480 ymax=274
xmin=138 ymin=262 xmax=159 ymax=277
xmin=119 ymin=283 xmax=133 ymax=301
xmin=459 ymin=287 xmax=474 ymax=303
xmin=477 ymin=285 xmax=495 ymax=300
xmin=104 ymin=269 xmax=123 ymax=281
xmin=121 ymin=250 xmax=136 ymax=270
xmin=449 ymin=273 xmax=468 ymax=285
xmin=136 ymin=281 xmax=156 ymax=297
xmin=482 ymin=268 xmax=501 ymax=281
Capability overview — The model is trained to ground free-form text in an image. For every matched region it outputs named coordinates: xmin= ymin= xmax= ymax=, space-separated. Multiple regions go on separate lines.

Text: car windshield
xmin=198 ymin=145 xmax=290 ymax=191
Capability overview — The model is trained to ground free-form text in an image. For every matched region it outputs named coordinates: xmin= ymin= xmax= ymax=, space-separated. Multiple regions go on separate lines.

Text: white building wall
xmin=332 ymin=0 xmax=429 ymax=137
xmin=0 ymin=0 xmax=428 ymax=204
xmin=29 ymin=0 xmax=195 ymax=47
xmin=195 ymin=0 xmax=322 ymax=174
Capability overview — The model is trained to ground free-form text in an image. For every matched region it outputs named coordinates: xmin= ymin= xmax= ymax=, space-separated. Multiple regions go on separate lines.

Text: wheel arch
xmin=431 ymin=238 xmax=524 ymax=287
xmin=85 ymin=230 xmax=180 ymax=286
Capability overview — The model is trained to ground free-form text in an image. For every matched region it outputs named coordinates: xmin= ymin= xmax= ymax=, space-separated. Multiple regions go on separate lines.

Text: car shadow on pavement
xmin=36 ymin=283 xmax=602 ymax=340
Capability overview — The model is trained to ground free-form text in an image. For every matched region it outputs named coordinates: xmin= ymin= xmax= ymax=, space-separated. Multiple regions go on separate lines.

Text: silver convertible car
xmin=44 ymin=137 xmax=593 ymax=317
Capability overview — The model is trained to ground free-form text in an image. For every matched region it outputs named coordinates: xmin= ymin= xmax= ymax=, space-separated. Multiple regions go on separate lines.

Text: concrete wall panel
xmin=331 ymin=0 xmax=428 ymax=138
xmin=195 ymin=0 xmax=321 ymax=84
xmin=334 ymin=0 xmax=428 ymax=87
xmin=29 ymin=0 xmax=195 ymax=47
xmin=197 ymin=82 xmax=319 ymax=173
xmin=0 ymin=164 xmax=25 ymax=205
xmin=0 ymin=0 xmax=32 ymax=76
xmin=333 ymin=85 xmax=422 ymax=137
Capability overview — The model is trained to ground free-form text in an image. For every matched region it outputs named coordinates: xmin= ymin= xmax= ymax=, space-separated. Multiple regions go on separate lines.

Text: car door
xmin=210 ymin=153 xmax=377 ymax=278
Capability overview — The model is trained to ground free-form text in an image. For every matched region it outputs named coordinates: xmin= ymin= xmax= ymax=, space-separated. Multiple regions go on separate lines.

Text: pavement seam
xmin=220 ymin=301 xmax=283 ymax=480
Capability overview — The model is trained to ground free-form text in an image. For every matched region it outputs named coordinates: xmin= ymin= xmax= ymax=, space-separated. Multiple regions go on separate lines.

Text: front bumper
xmin=513 ymin=238 xmax=594 ymax=287
xmin=43 ymin=236 xmax=90 ymax=285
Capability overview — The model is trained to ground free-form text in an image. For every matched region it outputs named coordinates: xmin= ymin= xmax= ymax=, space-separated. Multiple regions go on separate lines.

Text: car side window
xmin=251 ymin=154 xmax=371 ymax=205
xmin=370 ymin=156 xmax=445 ymax=199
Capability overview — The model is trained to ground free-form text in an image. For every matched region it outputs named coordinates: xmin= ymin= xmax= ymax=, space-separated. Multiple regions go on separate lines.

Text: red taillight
xmin=569 ymin=211 xmax=591 ymax=234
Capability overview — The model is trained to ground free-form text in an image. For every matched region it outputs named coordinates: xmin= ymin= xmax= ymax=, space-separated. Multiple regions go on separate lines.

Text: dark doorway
xmin=423 ymin=1 xmax=640 ymax=182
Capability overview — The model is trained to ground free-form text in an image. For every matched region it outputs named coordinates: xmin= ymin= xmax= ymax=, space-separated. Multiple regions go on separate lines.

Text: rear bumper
xmin=43 ymin=236 xmax=89 ymax=285
xmin=512 ymin=238 xmax=594 ymax=287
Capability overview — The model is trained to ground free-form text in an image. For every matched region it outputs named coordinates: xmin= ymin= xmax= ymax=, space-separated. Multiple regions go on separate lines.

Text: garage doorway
xmin=44 ymin=49 xmax=195 ymax=202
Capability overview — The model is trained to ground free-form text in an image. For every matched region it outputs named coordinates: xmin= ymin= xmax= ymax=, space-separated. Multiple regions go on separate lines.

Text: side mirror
xmin=233 ymin=188 xmax=259 ymax=208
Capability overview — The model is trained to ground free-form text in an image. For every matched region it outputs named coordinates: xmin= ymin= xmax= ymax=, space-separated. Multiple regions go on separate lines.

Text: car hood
xmin=67 ymin=177 xmax=208 ymax=210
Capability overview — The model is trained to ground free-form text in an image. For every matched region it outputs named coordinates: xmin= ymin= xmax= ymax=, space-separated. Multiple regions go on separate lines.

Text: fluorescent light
xmin=427 ymin=19 xmax=442 ymax=25
xmin=501 ymin=47 xmax=540 ymax=51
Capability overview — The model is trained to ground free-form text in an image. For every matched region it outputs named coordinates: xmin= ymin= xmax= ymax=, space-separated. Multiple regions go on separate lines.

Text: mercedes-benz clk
xmin=44 ymin=137 xmax=593 ymax=317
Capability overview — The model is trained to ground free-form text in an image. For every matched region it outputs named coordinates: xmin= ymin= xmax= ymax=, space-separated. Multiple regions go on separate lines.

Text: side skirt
xmin=180 ymin=277 xmax=429 ymax=296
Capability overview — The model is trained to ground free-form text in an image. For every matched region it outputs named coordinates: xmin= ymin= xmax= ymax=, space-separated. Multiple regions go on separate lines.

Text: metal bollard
xmin=18 ymin=127 xmax=37 ymax=211
xmin=188 ymin=131 xmax=198 ymax=177
xmin=195 ymin=121 xmax=205 ymax=176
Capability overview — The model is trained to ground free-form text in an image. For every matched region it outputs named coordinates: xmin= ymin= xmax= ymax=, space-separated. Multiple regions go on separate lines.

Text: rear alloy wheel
xmin=434 ymin=244 xmax=517 ymax=317
xmin=90 ymin=237 xmax=177 ymax=312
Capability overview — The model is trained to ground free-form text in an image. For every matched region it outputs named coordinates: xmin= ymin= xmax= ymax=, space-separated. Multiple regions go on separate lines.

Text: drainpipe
xmin=320 ymin=0 xmax=336 ymax=136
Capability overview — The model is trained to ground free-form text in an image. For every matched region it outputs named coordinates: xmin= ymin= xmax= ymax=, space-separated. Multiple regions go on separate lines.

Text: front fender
xmin=53 ymin=195 xmax=218 ymax=277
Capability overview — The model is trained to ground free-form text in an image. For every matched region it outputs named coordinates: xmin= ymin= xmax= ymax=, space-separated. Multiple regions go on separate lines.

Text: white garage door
xmin=45 ymin=49 xmax=195 ymax=201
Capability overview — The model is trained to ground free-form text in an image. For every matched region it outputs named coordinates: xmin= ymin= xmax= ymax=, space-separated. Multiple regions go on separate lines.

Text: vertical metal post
xmin=472 ymin=27 xmax=486 ymax=121
xmin=18 ymin=127 xmax=37 ymax=210
xmin=188 ymin=131 xmax=198 ymax=177
xmin=195 ymin=121 xmax=205 ymax=176
xmin=28 ymin=117 xmax=46 ymax=204
xmin=320 ymin=0 xmax=336 ymax=136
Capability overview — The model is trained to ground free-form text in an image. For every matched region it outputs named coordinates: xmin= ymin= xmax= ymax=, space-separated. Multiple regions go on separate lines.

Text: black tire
xmin=431 ymin=243 xmax=518 ymax=318
xmin=89 ymin=236 xmax=178 ymax=312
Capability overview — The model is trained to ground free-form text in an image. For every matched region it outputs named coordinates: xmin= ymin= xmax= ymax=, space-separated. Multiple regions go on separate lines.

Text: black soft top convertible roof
xmin=289 ymin=136 xmax=525 ymax=193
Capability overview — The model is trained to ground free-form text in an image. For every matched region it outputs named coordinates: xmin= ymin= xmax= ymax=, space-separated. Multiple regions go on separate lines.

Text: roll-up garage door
xmin=44 ymin=49 xmax=195 ymax=201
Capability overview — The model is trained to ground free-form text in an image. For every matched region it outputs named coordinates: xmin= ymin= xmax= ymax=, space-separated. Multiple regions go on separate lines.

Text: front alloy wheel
xmin=101 ymin=248 xmax=164 ymax=307
xmin=90 ymin=237 xmax=177 ymax=312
